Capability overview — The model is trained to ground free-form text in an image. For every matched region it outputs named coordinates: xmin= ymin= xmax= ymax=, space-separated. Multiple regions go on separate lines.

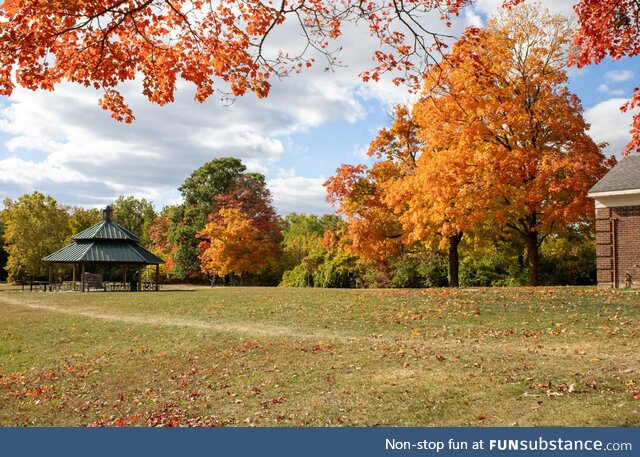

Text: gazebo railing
xmin=29 ymin=281 xmax=161 ymax=292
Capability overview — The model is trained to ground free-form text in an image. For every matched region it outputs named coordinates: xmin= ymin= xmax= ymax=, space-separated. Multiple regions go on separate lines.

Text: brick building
xmin=588 ymin=156 xmax=640 ymax=288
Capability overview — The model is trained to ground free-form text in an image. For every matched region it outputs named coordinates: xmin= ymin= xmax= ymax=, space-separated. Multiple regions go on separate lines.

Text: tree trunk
xmin=527 ymin=231 xmax=539 ymax=286
xmin=448 ymin=233 xmax=463 ymax=288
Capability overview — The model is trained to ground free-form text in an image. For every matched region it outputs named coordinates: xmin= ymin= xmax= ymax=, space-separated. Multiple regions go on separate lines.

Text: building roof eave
xmin=588 ymin=188 xmax=640 ymax=198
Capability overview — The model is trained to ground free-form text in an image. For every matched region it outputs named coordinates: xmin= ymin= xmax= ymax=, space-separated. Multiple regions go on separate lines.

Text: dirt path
xmin=0 ymin=294 xmax=355 ymax=343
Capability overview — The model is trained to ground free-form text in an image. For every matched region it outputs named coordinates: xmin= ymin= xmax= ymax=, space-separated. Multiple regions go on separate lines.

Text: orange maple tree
xmin=0 ymin=0 xmax=473 ymax=121
xmin=324 ymin=162 xmax=404 ymax=267
xmin=198 ymin=207 xmax=280 ymax=278
xmin=405 ymin=5 xmax=613 ymax=286
xmin=325 ymin=105 xmax=426 ymax=269
xmin=326 ymin=103 xmax=476 ymax=287
xmin=504 ymin=0 xmax=640 ymax=154
xmin=368 ymin=104 xmax=482 ymax=287
xmin=197 ymin=174 xmax=282 ymax=279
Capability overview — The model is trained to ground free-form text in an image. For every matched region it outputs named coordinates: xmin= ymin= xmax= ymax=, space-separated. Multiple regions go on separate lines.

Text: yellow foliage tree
xmin=2 ymin=192 xmax=70 ymax=281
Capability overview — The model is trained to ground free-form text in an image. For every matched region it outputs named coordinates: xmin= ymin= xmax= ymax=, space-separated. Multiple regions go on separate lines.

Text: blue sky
xmin=0 ymin=1 xmax=638 ymax=216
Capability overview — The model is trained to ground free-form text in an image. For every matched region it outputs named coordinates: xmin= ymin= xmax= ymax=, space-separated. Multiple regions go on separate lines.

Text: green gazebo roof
xmin=73 ymin=220 xmax=140 ymax=242
xmin=44 ymin=241 xmax=163 ymax=264
xmin=43 ymin=206 xmax=164 ymax=265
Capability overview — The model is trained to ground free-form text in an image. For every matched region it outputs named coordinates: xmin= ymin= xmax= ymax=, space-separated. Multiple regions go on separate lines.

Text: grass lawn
xmin=0 ymin=284 xmax=638 ymax=426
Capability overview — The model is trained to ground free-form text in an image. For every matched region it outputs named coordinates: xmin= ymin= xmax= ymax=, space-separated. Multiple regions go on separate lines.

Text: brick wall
xmin=595 ymin=205 xmax=640 ymax=288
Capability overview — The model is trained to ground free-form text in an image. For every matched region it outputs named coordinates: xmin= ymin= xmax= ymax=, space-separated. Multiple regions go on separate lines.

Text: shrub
xmin=539 ymin=235 xmax=596 ymax=286
xmin=390 ymin=253 xmax=448 ymax=288
xmin=314 ymin=252 xmax=362 ymax=288
xmin=459 ymin=252 xmax=522 ymax=287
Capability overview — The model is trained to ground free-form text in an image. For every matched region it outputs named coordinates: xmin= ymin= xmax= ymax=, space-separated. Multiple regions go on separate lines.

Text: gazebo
xmin=44 ymin=206 xmax=164 ymax=291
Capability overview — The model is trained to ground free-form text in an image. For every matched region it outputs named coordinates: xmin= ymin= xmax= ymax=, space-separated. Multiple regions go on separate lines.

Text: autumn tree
xmin=0 ymin=0 xmax=475 ymax=122
xmin=325 ymin=108 xmax=423 ymax=266
xmin=325 ymin=163 xmax=405 ymax=268
xmin=197 ymin=175 xmax=282 ymax=280
xmin=366 ymin=104 xmax=474 ymax=287
xmin=326 ymin=104 xmax=479 ymax=287
xmin=197 ymin=208 xmax=278 ymax=280
xmin=407 ymin=5 xmax=613 ymax=286
xmin=507 ymin=0 xmax=640 ymax=154
xmin=167 ymin=158 xmax=254 ymax=279
xmin=325 ymin=106 xmax=427 ymax=284
xmin=213 ymin=174 xmax=282 ymax=236
xmin=2 ymin=192 xmax=70 ymax=282
xmin=390 ymin=149 xmax=489 ymax=288
xmin=149 ymin=205 xmax=179 ymax=257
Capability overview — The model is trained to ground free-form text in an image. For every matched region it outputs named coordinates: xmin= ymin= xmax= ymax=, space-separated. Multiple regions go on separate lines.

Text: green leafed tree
xmin=2 ymin=192 xmax=70 ymax=282
xmin=111 ymin=196 xmax=157 ymax=245
xmin=281 ymin=213 xmax=342 ymax=268
xmin=68 ymin=207 xmax=102 ymax=237
xmin=0 ymin=214 xmax=8 ymax=281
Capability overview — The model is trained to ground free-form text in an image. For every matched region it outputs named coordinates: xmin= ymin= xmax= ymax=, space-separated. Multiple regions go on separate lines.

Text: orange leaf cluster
xmin=198 ymin=207 xmax=279 ymax=278
xmin=505 ymin=0 xmax=640 ymax=154
xmin=0 ymin=0 xmax=474 ymax=119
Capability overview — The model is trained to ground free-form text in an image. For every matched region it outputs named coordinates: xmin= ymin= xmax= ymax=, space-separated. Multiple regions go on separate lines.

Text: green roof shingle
xmin=73 ymin=221 xmax=140 ymax=241
xmin=44 ymin=241 xmax=164 ymax=264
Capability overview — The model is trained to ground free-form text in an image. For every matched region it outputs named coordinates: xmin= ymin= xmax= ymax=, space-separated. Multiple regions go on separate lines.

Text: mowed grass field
xmin=0 ymin=284 xmax=638 ymax=427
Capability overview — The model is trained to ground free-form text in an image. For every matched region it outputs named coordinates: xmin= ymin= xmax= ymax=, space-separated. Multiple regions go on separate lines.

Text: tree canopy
xmin=0 ymin=214 xmax=8 ymax=281
xmin=167 ymin=157 xmax=273 ymax=280
xmin=326 ymin=5 xmax=614 ymax=287
xmin=2 ymin=1 xmax=639 ymax=151
xmin=68 ymin=207 xmax=102 ymax=237
xmin=111 ymin=195 xmax=157 ymax=245
xmin=0 ymin=0 xmax=473 ymax=122
xmin=198 ymin=175 xmax=282 ymax=279
xmin=2 ymin=192 xmax=70 ymax=282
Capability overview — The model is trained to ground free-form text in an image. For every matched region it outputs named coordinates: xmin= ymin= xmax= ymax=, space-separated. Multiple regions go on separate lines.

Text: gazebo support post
xmin=137 ymin=267 xmax=142 ymax=292
xmin=155 ymin=264 xmax=159 ymax=291
xmin=123 ymin=266 xmax=127 ymax=288
xmin=81 ymin=264 xmax=86 ymax=292
xmin=72 ymin=264 xmax=77 ymax=290
xmin=48 ymin=263 xmax=53 ymax=291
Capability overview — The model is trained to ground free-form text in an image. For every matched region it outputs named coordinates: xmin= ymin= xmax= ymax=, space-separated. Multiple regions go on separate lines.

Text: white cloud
xmin=268 ymin=175 xmax=332 ymax=215
xmin=0 ymin=9 xmax=472 ymax=214
xmin=0 ymin=66 xmax=368 ymax=210
xmin=585 ymin=98 xmax=636 ymax=157
xmin=474 ymin=0 xmax=576 ymax=18
xmin=604 ymin=70 xmax=634 ymax=83
xmin=473 ymin=0 xmax=505 ymax=16
xmin=598 ymin=83 xmax=626 ymax=96
xmin=465 ymin=9 xmax=484 ymax=28
xmin=351 ymin=143 xmax=370 ymax=161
